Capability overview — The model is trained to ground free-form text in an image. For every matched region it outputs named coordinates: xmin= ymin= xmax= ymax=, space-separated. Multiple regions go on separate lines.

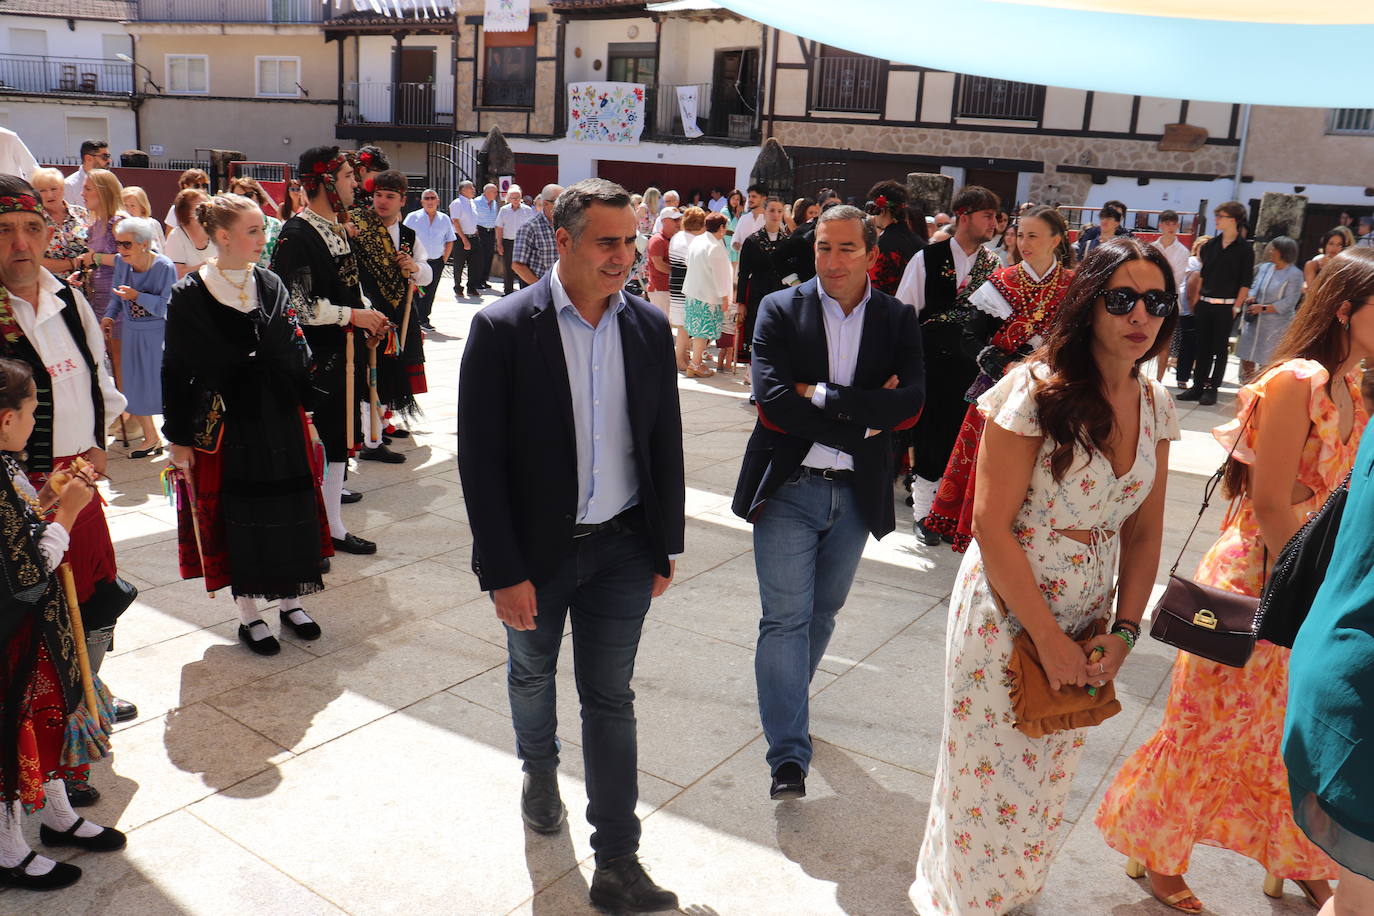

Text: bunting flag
xmin=485 ymin=0 xmax=530 ymax=32
xmin=567 ymin=82 xmax=647 ymax=144
xmin=712 ymin=0 xmax=1374 ymax=107
xmin=676 ymin=85 xmax=704 ymax=139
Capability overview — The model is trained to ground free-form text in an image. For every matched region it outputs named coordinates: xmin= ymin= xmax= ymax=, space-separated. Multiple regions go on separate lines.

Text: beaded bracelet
xmin=1110 ymin=625 xmax=1138 ymax=651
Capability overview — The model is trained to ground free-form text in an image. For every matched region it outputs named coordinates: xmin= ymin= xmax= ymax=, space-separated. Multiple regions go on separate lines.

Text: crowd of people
xmin=0 ymin=135 xmax=1371 ymax=916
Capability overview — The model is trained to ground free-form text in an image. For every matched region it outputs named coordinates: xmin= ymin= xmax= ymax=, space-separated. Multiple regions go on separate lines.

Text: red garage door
xmin=596 ymin=160 xmax=739 ymax=198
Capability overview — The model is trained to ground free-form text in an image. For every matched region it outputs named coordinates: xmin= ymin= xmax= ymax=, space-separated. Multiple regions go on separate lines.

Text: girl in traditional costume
xmin=923 ymin=206 xmax=1075 ymax=551
xmin=0 ymin=357 xmax=124 ymax=890
xmin=163 ymin=194 xmax=331 ymax=656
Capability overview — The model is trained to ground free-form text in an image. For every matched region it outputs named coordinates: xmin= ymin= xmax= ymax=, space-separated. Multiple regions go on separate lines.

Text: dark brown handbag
xmin=1148 ymin=403 xmax=1263 ymax=668
xmin=992 ymin=590 xmax=1121 ymax=738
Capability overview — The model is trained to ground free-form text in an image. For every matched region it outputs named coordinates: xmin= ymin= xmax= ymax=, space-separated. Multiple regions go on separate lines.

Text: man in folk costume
xmin=0 ymin=176 xmax=136 ymax=810
xmin=269 ymin=147 xmax=389 ymax=557
xmin=922 ymin=204 xmax=1076 ymax=552
xmin=895 ymin=185 xmax=1002 ymax=545
xmin=349 ymin=169 xmax=429 ymax=464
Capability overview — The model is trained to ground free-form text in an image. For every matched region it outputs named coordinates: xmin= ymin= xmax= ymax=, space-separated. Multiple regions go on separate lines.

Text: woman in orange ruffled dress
xmin=1096 ymin=248 xmax=1374 ymax=913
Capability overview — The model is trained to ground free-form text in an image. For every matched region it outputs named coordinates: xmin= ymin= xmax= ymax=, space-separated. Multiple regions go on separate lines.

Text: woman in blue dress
xmin=1283 ymin=249 xmax=1374 ymax=916
xmin=102 ymin=217 xmax=174 ymax=459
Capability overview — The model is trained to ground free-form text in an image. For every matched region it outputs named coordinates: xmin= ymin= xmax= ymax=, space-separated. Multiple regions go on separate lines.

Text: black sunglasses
xmin=115 ymin=240 xmax=136 ymax=249
xmin=1102 ymin=287 xmax=1176 ymax=317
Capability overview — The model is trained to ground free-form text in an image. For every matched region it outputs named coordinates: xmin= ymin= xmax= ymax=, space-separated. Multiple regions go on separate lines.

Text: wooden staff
xmin=345 ymin=329 xmax=356 ymax=448
xmin=179 ymin=466 xmax=214 ymax=598
xmin=397 ymin=281 xmax=415 ymax=353
xmin=57 ymin=563 xmax=99 ymax=723
xmin=367 ymin=342 xmax=382 ymax=443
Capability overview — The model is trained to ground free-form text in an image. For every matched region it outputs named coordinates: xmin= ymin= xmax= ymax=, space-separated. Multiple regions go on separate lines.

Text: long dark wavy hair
xmin=1032 ymin=237 xmax=1179 ymax=481
xmin=1221 ymin=246 xmax=1374 ymax=497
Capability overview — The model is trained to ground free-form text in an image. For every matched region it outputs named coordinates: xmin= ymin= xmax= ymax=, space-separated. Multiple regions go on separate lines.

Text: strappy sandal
xmin=1264 ymin=874 xmax=1326 ymax=909
xmin=1127 ymin=858 xmax=1203 ymax=914
xmin=0 ymin=851 xmax=81 ymax=890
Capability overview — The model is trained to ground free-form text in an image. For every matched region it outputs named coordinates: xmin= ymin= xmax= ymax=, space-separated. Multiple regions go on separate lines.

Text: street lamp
xmin=115 ymin=53 xmax=162 ymax=93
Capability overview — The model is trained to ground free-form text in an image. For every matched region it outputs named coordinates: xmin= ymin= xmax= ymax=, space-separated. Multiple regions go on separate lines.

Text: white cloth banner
xmin=485 ymin=0 xmax=530 ymax=32
xmin=566 ymin=82 xmax=647 ymax=144
xmin=675 ymin=85 xmax=703 ymax=138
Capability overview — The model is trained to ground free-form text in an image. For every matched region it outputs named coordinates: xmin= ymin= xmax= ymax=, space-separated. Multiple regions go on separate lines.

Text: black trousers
xmin=450 ymin=234 xmax=480 ymax=295
xmin=418 ymin=257 xmax=446 ymax=325
xmin=1174 ymin=314 xmax=1198 ymax=386
xmin=502 ymin=240 xmax=528 ymax=296
xmin=1192 ymin=301 xmax=1234 ymax=389
xmin=476 ymin=226 xmax=496 ymax=289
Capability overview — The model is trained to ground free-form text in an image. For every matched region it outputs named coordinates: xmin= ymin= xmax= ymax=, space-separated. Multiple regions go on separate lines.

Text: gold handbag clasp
xmin=1192 ymin=609 xmax=1218 ymax=630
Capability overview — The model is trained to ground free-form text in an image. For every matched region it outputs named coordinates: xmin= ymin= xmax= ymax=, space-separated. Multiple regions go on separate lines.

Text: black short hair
xmin=1105 ymin=199 xmax=1127 ymax=218
xmin=747 ymin=183 xmax=767 ymax=197
xmin=371 ymin=169 xmax=408 ymax=195
xmin=1099 ymin=205 xmax=1123 ymax=221
xmin=0 ymin=173 xmax=36 ymax=199
xmin=552 ymin=178 xmax=632 ymax=242
xmin=1159 ymin=209 xmax=1180 ymax=224
xmin=79 ymin=139 xmax=108 ymax=158
xmin=299 ymin=145 xmax=341 ymax=177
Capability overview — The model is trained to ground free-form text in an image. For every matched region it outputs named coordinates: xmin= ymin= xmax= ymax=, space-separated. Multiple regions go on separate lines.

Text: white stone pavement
xmin=1 ymin=279 xmax=1317 ymax=915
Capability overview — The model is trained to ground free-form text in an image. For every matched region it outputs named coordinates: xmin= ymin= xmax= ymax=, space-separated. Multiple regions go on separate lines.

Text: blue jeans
xmin=753 ymin=471 xmax=870 ymax=772
xmin=505 ymin=527 xmax=655 ymax=864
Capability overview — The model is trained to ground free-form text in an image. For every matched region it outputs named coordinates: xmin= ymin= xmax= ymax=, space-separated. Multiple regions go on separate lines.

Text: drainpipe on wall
xmin=1231 ymin=103 xmax=1252 ymax=202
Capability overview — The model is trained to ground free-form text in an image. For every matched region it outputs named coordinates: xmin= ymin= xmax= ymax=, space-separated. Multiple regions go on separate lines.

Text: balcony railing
xmin=137 ymin=0 xmax=326 ymax=23
xmin=477 ymin=79 xmax=535 ymax=109
xmin=956 ymin=76 xmax=1044 ymax=121
xmin=638 ymin=82 xmax=757 ymax=142
xmin=811 ymin=56 xmax=885 ymax=114
xmin=341 ymin=81 xmax=455 ymax=128
xmin=0 ymin=53 xmax=132 ymax=97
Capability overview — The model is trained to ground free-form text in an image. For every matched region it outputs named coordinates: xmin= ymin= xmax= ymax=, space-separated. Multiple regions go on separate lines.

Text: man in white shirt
xmin=1150 ymin=209 xmax=1191 ymax=383
xmin=448 ymin=180 xmax=481 ymax=299
xmin=63 ymin=139 xmax=110 ymax=206
xmin=495 ymin=185 xmax=535 ymax=295
xmin=706 ymin=187 xmax=729 ymax=214
xmin=0 ymin=127 xmax=38 ymax=179
xmin=651 ymin=189 xmax=681 ymax=236
xmin=731 ymin=184 xmax=767 ymax=254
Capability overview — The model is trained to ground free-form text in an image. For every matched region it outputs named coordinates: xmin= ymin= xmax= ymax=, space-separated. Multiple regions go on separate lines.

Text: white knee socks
xmin=39 ymin=780 xmax=102 ymax=837
xmin=236 ymin=595 xmax=262 ymax=626
xmin=0 ymin=801 xmax=51 ymax=874
xmin=279 ymin=597 xmax=313 ymax=627
xmin=910 ymin=475 xmax=940 ymax=523
xmin=323 ymin=462 xmax=348 ymax=540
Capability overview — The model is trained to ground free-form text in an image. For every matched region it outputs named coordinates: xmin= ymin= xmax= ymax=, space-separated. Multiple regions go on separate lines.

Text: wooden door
xmin=964 ymin=168 xmax=1019 ymax=213
xmin=395 ymin=47 xmax=436 ymax=126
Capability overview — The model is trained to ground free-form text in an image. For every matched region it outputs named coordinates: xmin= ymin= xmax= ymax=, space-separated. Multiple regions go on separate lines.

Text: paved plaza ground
xmin=2 ymin=281 xmax=1319 ymax=915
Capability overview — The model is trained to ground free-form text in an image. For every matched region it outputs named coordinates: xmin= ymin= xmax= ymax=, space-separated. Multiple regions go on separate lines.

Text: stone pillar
xmin=749 ymin=138 xmax=791 ymax=200
xmin=480 ymin=126 xmax=514 ymax=188
xmin=906 ymin=173 xmax=953 ymax=218
xmin=208 ymin=149 xmax=246 ymax=195
xmin=1253 ymin=191 xmax=1307 ymax=247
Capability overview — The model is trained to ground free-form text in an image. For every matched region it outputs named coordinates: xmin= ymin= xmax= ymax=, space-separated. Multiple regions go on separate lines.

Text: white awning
xmin=646 ymin=0 xmax=725 ymax=11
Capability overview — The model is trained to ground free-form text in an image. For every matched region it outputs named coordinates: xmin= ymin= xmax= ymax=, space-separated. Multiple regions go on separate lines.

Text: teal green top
xmin=1285 ymin=428 xmax=1374 ymax=845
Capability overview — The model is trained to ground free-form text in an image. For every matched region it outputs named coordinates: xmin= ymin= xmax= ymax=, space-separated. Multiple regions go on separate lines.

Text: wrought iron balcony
xmin=137 ymin=0 xmax=326 ymax=23
xmin=642 ymin=81 xmax=758 ymax=143
xmin=341 ymin=81 xmax=455 ymax=128
xmin=0 ymin=53 xmax=132 ymax=97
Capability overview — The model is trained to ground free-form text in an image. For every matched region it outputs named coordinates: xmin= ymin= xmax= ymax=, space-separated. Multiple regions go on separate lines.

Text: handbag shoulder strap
xmin=1166 ymin=398 xmax=1259 ymax=576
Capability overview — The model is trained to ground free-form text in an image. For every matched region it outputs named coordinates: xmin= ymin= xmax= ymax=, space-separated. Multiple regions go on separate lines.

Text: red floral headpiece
xmin=358 ymin=151 xmax=375 ymax=168
xmin=874 ymin=195 xmax=889 ymax=209
xmin=0 ymin=194 xmax=41 ymax=215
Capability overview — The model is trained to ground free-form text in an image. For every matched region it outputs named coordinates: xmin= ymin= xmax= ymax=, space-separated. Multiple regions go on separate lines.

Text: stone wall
xmin=772 ymin=121 xmax=1236 ymax=206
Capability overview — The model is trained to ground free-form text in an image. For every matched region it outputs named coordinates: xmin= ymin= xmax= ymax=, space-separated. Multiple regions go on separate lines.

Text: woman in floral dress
xmin=29 ymin=168 xmax=88 ymax=278
xmin=1096 ymin=248 xmax=1374 ymax=913
xmin=914 ymin=238 xmax=1180 ymax=915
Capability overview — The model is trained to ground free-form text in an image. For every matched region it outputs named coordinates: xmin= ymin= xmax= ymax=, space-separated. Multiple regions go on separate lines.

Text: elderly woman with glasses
xmin=101 ymin=217 xmax=174 ymax=459
xmin=1237 ymin=235 xmax=1303 ymax=383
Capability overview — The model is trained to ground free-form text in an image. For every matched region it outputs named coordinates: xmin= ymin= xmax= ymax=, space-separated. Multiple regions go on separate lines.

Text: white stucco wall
xmin=1 ymin=15 xmax=132 ymax=61
xmin=0 ymin=99 xmax=136 ymax=161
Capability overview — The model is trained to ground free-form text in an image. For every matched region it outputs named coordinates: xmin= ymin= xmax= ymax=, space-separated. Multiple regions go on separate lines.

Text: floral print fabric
xmin=1095 ymin=358 xmax=1366 ymax=880
xmin=913 ymin=363 xmax=1179 ymax=915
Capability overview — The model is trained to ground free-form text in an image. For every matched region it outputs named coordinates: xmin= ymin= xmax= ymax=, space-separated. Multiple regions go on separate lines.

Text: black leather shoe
xmin=521 ymin=770 xmax=567 ymax=834
xmin=332 ymin=533 xmax=376 ymax=555
xmin=238 ymin=621 xmax=281 ymax=656
xmin=129 ymin=444 xmax=164 ymax=459
xmin=320 ymin=557 xmax=331 ymax=574
xmin=39 ymin=818 xmax=128 ymax=852
xmin=386 ymin=428 xmax=411 ymax=439
xmin=589 ymin=855 xmax=679 ymax=913
xmin=359 ymin=444 xmax=406 ymax=464
xmin=340 ymin=489 xmax=363 ymax=504
xmin=279 ymin=609 xmax=322 ymax=641
xmin=0 ymin=852 xmax=81 ymax=890
xmin=1176 ymin=386 xmax=1204 ymax=402
xmin=112 ymin=698 xmax=138 ymax=723
xmin=65 ymin=781 xmax=100 ymax=808
xmin=770 ymin=762 xmax=806 ymax=800
xmin=1199 ymin=387 xmax=1219 ymax=406
xmin=914 ymin=520 xmax=942 ymax=547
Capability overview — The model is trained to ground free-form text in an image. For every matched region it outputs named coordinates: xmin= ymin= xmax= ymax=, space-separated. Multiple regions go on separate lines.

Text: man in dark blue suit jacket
xmin=733 ymin=206 xmax=925 ymax=800
xmin=457 ymin=179 xmax=684 ymax=913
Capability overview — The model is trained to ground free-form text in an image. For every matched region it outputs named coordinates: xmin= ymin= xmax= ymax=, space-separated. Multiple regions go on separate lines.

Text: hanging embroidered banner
xmin=566 ymin=82 xmax=647 ymax=144
xmin=675 ymin=85 xmax=703 ymax=138
xmin=485 ymin=0 xmax=530 ymax=32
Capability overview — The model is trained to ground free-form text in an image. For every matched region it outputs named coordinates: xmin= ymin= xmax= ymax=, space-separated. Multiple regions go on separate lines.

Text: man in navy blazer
xmin=733 ymin=205 xmax=925 ymax=800
xmin=457 ymin=179 xmax=684 ymax=913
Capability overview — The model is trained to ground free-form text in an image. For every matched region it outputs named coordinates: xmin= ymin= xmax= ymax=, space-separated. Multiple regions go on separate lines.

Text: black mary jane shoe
xmin=39 ymin=818 xmax=128 ymax=852
xmin=359 ymin=444 xmax=406 ymax=464
xmin=237 ymin=621 xmax=281 ymax=656
xmin=0 ymin=852 xmax=81 ymax=890
xmin=770 ymin=762 xmax=806 ymax=800
xmin=332 ymin=533 xmax=377 ymax=555
xmin=320 ymin=557 xmax=331 ymax=575
xmin=65 ymin=781 xmax=100 ymax=808
xmin=279 ymin=609 xmax=322 ymax=641
xmin=340 ymin=489 xmax=363 ymax=504
xmin=130 ymin=444 xmax=164 ymax=459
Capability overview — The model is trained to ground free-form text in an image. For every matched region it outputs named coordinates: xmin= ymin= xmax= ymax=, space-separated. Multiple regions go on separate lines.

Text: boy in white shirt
xmin=1150 ymin=210 xmax=1191 ymax=383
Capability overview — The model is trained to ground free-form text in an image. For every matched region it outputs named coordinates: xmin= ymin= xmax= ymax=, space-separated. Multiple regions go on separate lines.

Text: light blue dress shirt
xmin=474 ymin=195 xmax=501 ymax=230
xmin=805 ymin=279 xmax=873 ymax=471
xmin=550 ymin=262 xmax=640 ymax=524
xmin=403 ymin=208 xmax=457 ymax=259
